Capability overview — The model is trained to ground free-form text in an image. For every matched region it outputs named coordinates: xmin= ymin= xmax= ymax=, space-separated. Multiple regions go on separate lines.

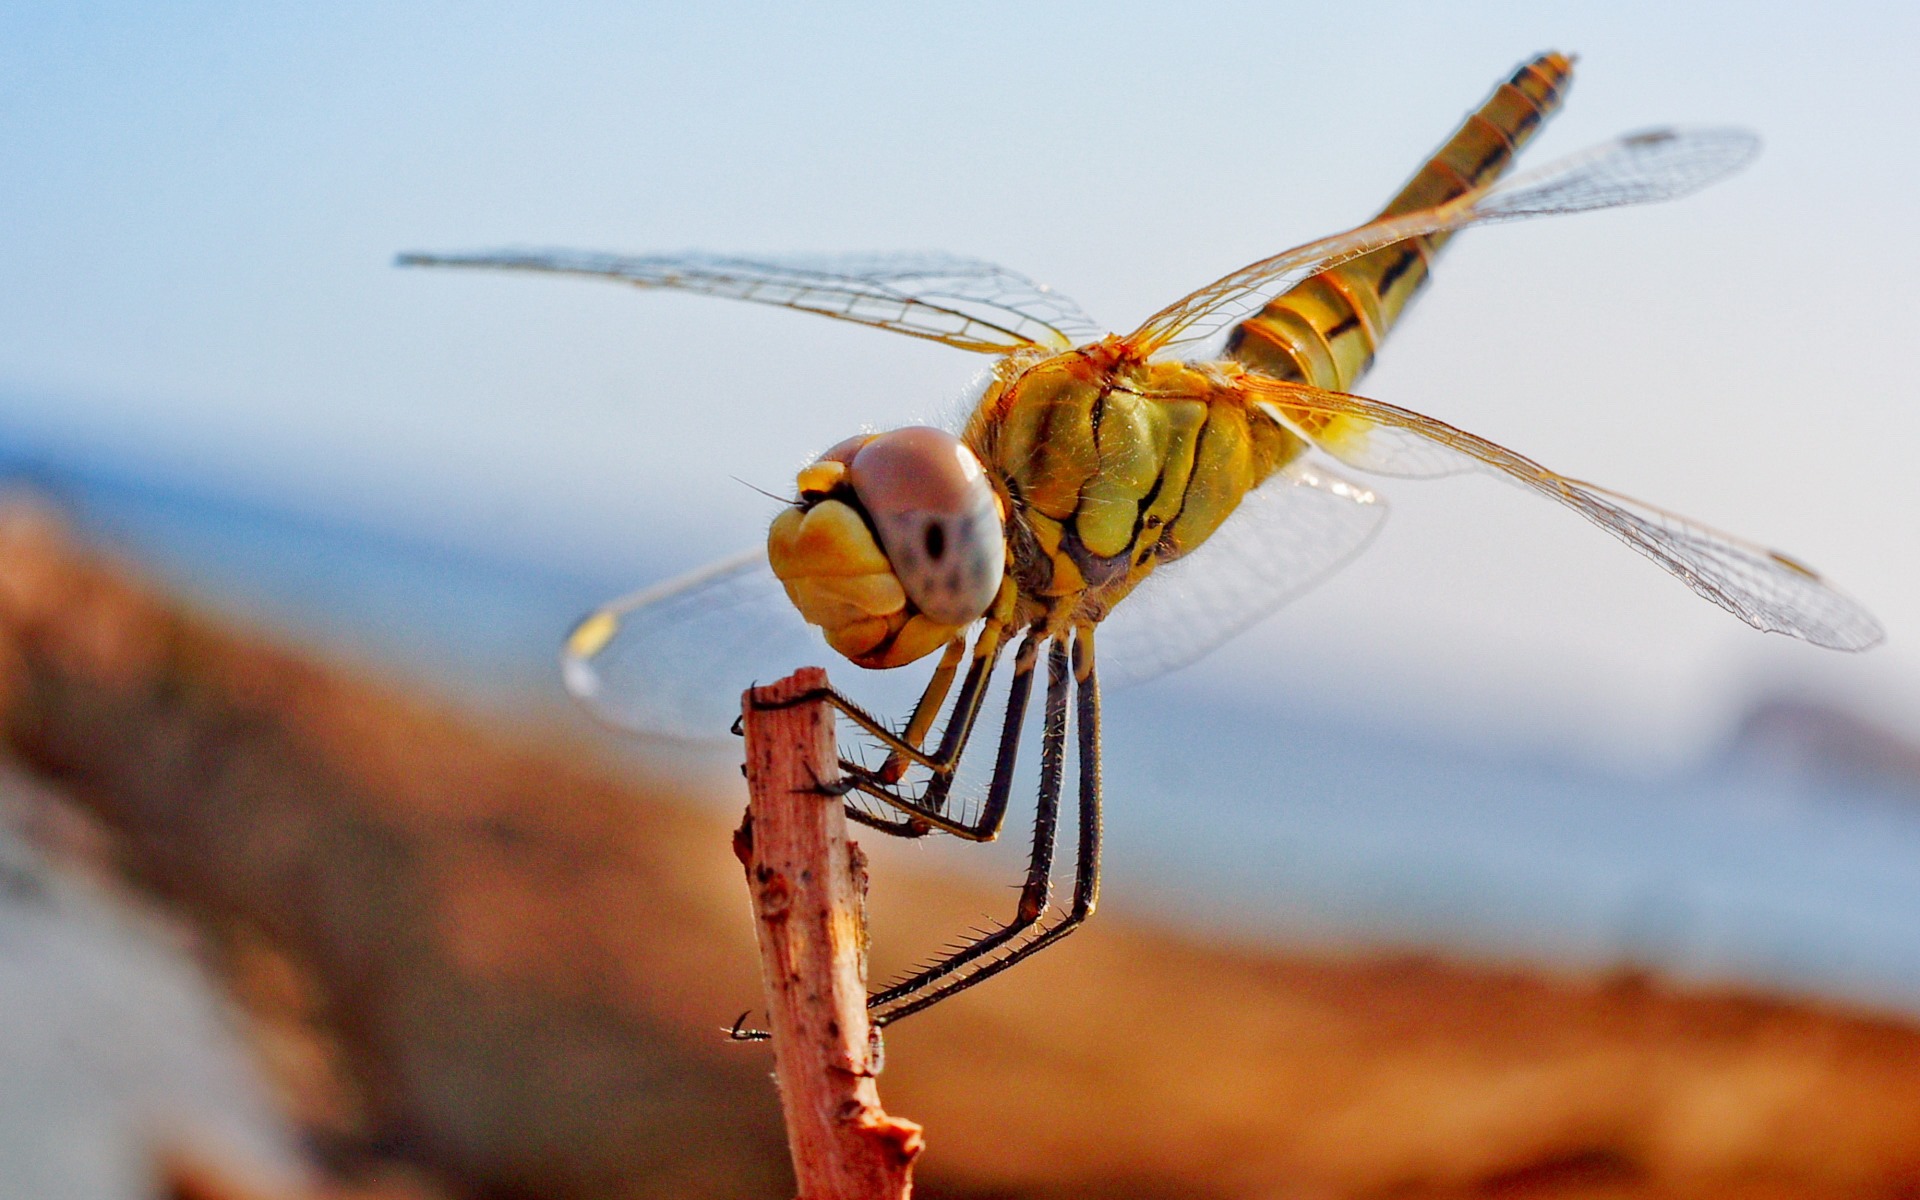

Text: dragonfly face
xmin=768 ymin=426 xmax=1005 ymax=669
xmin=402 ymin=51 xmax=1883 ymax=1029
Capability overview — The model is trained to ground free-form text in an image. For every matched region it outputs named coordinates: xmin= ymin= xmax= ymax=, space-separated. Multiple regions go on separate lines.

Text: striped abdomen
xmin=1226 ymin=52 xmax=1575 ymax=393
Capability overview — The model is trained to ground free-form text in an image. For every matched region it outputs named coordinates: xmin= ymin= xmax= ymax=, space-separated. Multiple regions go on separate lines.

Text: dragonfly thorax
xmin=768 ymin=426 xmax=1006 ymax=670
xmin=965 ymin=350 xmax=1308 ymax=632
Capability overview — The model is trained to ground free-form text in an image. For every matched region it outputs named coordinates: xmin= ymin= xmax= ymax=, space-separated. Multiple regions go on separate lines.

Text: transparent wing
xmin=1231 ymin=375 xmax=1884 ymax=652
xmin=1125 ymin=127 xmax=1761 ymax=357
xmin=562 ymin=549 xmax=832 ymax=740
xmin=1098 ymin=459 xmax=1388 ymax=688
xmin=397 ymin=248 xmax=1105 ymax=354
xmin=565 ymin=548 xmax=949 ymax=742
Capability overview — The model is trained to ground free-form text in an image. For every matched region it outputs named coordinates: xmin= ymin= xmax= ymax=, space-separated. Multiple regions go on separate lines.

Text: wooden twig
xmin=736 ymin=667 xmax=922 ymax=1200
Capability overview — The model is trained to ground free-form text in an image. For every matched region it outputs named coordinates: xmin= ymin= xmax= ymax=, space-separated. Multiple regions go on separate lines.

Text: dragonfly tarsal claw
xmin=745 ymin=682 xmax=833 ymax=713
xmin=724 ymin=1011 xmax=772 ymax=1042
xmin=843 ymin=804 xmax=934 ymax=838
xmin=799 ymin=761 xmax=857 ymax=799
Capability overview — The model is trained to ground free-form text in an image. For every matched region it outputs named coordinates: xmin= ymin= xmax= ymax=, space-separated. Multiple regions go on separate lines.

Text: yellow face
xmin=768 ymin=427 xmax=1005 ymax=669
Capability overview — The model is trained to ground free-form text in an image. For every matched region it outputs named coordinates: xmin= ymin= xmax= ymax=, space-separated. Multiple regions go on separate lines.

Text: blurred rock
xmin=1724 ymin=696 xmax=1920 ymax=792
xmin=0 ymin=496 xmax=790 ymax=1200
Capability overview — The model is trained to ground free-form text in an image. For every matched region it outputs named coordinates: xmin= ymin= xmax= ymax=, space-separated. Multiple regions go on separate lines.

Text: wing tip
xmin=1814 ymin=616 xmax=1887 ymax=654
xmin=560 ymin=610 xmax=624 ymax=702
xmin=1755 ymin=604 xmax=1886 ymax=654
xmin=1756 ymin=552 xmax=1884 ymax=652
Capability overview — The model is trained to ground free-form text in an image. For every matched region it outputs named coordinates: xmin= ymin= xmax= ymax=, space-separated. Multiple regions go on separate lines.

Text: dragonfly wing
xmin=1236 ymin=375 xmax=1885 ymax=652
xmin=562 ymin=548 xmax=835 ymax=741
xmin=1125 ymin=127 xmax=1760 ymax=358
xmin=1099 ymin=459 xmax=1388 ymax=689
xmin=397 ymin=248 xmax=1104 ymax=354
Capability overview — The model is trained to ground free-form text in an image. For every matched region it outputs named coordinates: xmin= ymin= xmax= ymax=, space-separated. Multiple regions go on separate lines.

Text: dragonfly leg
xmin=748 ymin=620 xmax=1006 ymax=779
xmin=877 ymin=635 xmax=968 ymax=786
xmin=868 ymin=628 xmax=1103 ymax=1027
xmin=865 ymin=636 xmax=1078 ymax=1015
xmin=779 ymin=757 xmax=938 ymax=839
xmin=841 ymin=806 xmax=932 ymax=838
xmin=727 ymin=634 xmax=1046 ymax=1042
xmin=835 ymin=630 xmax=1040 ymax=841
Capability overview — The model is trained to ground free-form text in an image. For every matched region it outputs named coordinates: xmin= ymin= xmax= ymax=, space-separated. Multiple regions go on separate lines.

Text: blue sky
xmin=2 ymin=1 xmax=1917 ymax=764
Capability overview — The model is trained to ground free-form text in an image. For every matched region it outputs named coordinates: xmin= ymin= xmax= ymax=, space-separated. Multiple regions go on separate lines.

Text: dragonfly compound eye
xmin=767 ymin=426 xmax=1003 ymax=670
xmin=848 ymin=426 xmax=1006 ymax=627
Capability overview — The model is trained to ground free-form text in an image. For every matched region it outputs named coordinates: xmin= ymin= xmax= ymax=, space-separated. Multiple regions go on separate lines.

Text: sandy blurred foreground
xmin=3 ymin=497 xmax=1920 ymax=1200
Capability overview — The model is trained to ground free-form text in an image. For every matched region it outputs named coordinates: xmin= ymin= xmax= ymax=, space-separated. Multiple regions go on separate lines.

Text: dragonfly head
xmin=768 ymin=426 xmax=1006 ymax=669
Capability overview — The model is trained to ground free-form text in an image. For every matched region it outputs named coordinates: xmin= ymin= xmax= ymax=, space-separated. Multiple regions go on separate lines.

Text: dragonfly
xmin=401 ymin=52 xmax=1882 ymax=1028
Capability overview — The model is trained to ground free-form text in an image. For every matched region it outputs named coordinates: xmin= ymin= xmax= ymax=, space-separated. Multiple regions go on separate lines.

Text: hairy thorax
xmin=963 ymin=342 xmax=1308 ymax=634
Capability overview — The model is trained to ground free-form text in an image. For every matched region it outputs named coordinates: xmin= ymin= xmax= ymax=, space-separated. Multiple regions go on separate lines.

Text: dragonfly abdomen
xmin=1226 ymin=51 xmax=1574 ymax=393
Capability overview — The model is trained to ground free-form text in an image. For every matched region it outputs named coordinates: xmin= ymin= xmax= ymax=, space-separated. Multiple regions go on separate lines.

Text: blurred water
xmin=10 ymin=445 xmax=1920 ymax=1019
xmin=1103 ymin=684 xmax=1920 ymax=1009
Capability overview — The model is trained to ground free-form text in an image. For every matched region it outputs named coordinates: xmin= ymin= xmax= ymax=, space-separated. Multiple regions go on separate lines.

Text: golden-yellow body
xmin=963 ymin=347 xmax=1296 ymax=633
xmin=425 ymin=50 xmax=1879 ymax=1030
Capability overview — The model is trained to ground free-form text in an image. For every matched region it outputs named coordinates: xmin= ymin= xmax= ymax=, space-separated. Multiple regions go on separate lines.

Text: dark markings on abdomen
xmin=1227 ymin=51 xmax=1575 ymax=393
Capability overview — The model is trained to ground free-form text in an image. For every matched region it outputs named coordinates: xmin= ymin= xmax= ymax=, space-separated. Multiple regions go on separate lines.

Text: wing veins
xmin=1230 ymin=376 xmax=1882 ymax=652
xmin=398 ymin=249 xmax=1098 ymax=353
xmin=1125 ymin=126 xmax=1761 ymax=356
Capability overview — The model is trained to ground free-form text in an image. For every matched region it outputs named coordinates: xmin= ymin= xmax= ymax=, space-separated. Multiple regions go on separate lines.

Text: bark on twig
xmin=737 ymin=668 xmax=921 ymax=1200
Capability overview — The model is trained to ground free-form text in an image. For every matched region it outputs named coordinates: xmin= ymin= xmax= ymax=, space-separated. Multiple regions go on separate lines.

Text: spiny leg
xmin=732 ymin=630 xmax=1041 ymax=1047
xmin=834 ymin=628 xmax=1046 ymax=841
xmin=878 ymin=635 xmax=969 ymax=785
xmin=751 ymin=621 xmax=1010 ymax=839
xmin=867 ymin=635 xmax=1070 ymax=1014
xmin=833 ymin=638 xmax=968 ymax=839
xmin=841 ymin=800 xmax=936 ymax=839
xmin=871 ymin=626 xmax=1103 ymax=1027
xmin=750 ymin=609 xmax=1012 ymax=780
xmin=970 ymin=632 xmax=1045 ymax=842
xmin=844 ymin=630 xmax=1042 ymax=843
xmin=723 ymin=640 xmax=988 ymax=1043
xmin=754 ymin=619 xmax=1001 ymax=770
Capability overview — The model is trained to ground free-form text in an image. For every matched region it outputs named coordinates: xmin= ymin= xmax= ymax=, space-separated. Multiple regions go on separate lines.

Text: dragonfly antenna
xmin=733 ymin=476 xmax=799 ymax=506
